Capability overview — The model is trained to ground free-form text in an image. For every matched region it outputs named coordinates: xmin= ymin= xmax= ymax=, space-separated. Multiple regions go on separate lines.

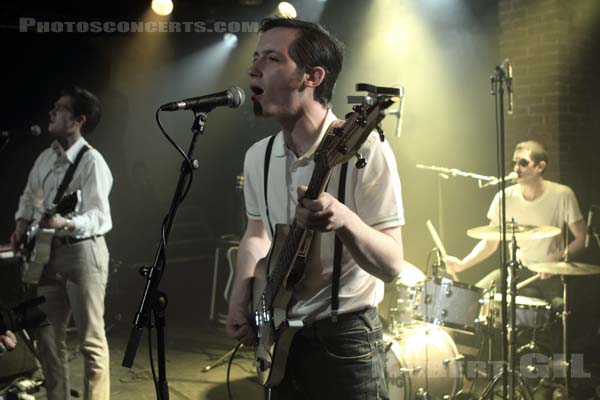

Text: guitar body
xmin=20 ymin=191 xmax=80 ymax=285
xmin=252 ymin=224 xmax=304 ymax=387
xmin=22 ymin=228 xmax=56 ymax=284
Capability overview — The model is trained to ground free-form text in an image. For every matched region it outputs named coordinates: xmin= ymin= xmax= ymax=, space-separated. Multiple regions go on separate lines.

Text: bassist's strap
xmin=331 ymin=162 xmax=348 ymax=322
xmin=263 ymin=135 xmax=276 ymax=238
xmin=52 ymin=145 xmax=91 ymax=205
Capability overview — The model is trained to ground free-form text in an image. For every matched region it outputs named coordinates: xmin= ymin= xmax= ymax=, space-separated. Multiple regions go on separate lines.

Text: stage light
xmin=152 ymin=0 xmax=174 ymax=16
xmin=277 ymin=2 xmax=297 ymax=19
xmin=223 ymin=33 xmax=239 ymax=48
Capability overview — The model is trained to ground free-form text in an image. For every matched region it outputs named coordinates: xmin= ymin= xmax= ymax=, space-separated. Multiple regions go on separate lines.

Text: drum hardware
xmin=526 ymin=230 xmax=600 ymax=400
xmin=478 ymin=220 xmax=537 ymax=400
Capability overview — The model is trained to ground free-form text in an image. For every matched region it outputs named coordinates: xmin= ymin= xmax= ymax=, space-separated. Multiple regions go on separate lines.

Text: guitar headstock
xmin=315 ymin=83 xmax=401 ymax=170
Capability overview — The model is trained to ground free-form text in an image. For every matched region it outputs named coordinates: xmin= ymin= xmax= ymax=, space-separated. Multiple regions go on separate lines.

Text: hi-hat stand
xmin=478 ymin=222 xmax=535 ymax=400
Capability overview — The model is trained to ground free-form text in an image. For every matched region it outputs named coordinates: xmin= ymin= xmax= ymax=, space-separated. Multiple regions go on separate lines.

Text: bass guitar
xmin=251 ymin=83 xmax=401 ymax=386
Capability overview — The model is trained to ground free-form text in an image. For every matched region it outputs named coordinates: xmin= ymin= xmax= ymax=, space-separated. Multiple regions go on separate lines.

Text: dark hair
xmin=260 ymin=18 xmax=344 ymax=106
xmin=60 ymin=86 xmax=101 ymax=134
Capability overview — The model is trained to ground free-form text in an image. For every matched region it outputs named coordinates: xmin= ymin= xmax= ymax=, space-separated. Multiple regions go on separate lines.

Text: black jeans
xmin=270 ymin=307 xmax=389 ymax=400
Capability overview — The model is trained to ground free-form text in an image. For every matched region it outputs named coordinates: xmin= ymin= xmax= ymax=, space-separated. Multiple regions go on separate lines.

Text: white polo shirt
xmin=487 ymin=180 xmax=583 ymax=265
xmin=243 ymin=109 xmax=404 ymax=321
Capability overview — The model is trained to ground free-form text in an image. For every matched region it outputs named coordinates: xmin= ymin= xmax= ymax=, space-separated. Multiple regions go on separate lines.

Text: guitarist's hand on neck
xmin=295 ymin=186 xmax=350 ymax=232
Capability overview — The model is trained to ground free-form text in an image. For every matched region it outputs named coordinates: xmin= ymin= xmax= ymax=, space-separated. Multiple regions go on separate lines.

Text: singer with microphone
xmin=9 ymin=86 xmax=112 ymax=400
xmin=225 ymin=18 xmax=405 ymax=399
xmin=446 ymin=140 xmax=586 ymax=304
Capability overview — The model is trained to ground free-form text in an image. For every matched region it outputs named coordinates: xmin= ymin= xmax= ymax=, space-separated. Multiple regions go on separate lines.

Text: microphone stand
xmin=477 ymin=61 xmax=512 ymax=400
xmin=121 ymin=107 xmax=209 ymax=400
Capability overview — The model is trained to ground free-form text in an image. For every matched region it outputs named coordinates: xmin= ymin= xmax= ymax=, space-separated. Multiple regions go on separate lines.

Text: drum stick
xmin=426 ymin=220 xmax=459 ymax=281
xmin=516 ymin=273 xmax=541 ymax=290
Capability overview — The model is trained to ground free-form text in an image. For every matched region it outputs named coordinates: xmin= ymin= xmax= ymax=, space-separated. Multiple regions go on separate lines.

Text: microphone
xmin=585 ymin=206 xmax=595 ymax=249
xmin=1 ymin=124 xmax=42 ymax=138
xmin=160 ymin=86 xmax=245 ymax=112
xmin=479 ymin=171 xmax=518 ymax=188
xmin=503 ymin=59 xmax=514 ymax=115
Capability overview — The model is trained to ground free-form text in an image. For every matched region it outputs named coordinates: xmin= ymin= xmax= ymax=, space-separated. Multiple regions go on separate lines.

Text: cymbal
xmin=527 ymin=261 xmax=600 ymax=276
xmin=467 ymin=223 xmax=561 ymax=240
xmin=397 ymin=260 xmax=426 ymax=287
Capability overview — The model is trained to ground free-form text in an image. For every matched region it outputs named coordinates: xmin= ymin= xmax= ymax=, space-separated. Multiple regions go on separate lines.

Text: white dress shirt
xmin=15 ymin=136 xmax=113 ymax=238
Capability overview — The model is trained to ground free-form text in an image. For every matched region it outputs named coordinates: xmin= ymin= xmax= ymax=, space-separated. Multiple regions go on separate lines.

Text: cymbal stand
xmin=558 ymin=274 xmax=571 ymax=399
xmin=479 ymin=222 xmax=534 ymax=400
xmin=558 ymin=228 xmax=572 ymax=398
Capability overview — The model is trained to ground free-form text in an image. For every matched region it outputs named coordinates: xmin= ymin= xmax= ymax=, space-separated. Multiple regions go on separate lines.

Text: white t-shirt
xmin=243 ymin=109 xmax=405 ymax=321
xmin=487 ymin=181 xmax=583 ymax=265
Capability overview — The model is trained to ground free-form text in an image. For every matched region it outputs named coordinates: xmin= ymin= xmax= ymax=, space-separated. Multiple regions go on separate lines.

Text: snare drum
xmin=386 ymin=324 xmax=463 ymax=400
xmin=412 ymin=277 xmax=484 ymax=332
xmin=478 ymin=293 xmax=551 ymax=330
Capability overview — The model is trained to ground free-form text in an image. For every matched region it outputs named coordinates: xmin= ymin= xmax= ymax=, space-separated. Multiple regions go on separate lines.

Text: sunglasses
xmin=512 ymin=159 xmax=531 ymax=168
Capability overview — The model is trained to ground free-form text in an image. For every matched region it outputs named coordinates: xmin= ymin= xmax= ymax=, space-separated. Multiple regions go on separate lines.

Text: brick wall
xmin=498 ymin=0 xmax=600 ymax=212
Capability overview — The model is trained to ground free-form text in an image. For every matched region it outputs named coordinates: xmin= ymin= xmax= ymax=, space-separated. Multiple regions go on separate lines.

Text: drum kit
xmin=382 ymin=222 xmax=600 ymax=400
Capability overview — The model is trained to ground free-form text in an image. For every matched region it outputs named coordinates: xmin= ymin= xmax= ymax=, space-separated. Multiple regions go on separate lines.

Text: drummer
xmin=445 ymin=140 xmax=586 ymax=305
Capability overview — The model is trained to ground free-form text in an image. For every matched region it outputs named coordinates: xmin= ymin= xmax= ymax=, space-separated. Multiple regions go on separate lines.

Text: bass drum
xmin=386 ymin=324 xmax=463 ymax=400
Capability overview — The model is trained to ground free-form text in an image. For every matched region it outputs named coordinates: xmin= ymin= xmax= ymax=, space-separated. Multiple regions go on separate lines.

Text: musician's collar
xmin=52 ymin=136 xmax=88 ymax=163
xmin=274 ymin=108 xmax=337 ymax=161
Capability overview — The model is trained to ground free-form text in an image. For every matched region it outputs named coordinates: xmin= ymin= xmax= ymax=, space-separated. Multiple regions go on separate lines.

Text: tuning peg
xmin=355 ymin=153 xmax=367 ymax=169
xmin=356 ymin=117 xmax=368 ymax=128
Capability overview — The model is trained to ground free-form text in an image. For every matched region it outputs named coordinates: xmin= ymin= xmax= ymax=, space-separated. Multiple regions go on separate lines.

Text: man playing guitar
xmin=10 ymin=86 xmax=112 ymax=400
xmin=225 ymin=18 xmax=405 ymax=399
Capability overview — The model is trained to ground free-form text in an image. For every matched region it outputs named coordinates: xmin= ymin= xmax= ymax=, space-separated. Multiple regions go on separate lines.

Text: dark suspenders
xmin=331 ymin=162 xmax=348 ymax=322
xmin=263 ymin=135 xmax=276 ymax=238
xmin=263 ymin=134 xmax=347 ymax=322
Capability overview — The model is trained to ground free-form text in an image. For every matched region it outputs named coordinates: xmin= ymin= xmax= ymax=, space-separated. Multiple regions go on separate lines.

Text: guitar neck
xmin=264 ymin=161 xmax=334 ymax=308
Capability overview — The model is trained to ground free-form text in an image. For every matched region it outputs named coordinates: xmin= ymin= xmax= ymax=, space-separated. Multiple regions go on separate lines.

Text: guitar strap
xmin=263 ymin=135 xmax=276 ymax=238
xmin=331 ymin=162 xmax=348 ymax=322
xmin=52 ymin=144 xmax=91 ymax=205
